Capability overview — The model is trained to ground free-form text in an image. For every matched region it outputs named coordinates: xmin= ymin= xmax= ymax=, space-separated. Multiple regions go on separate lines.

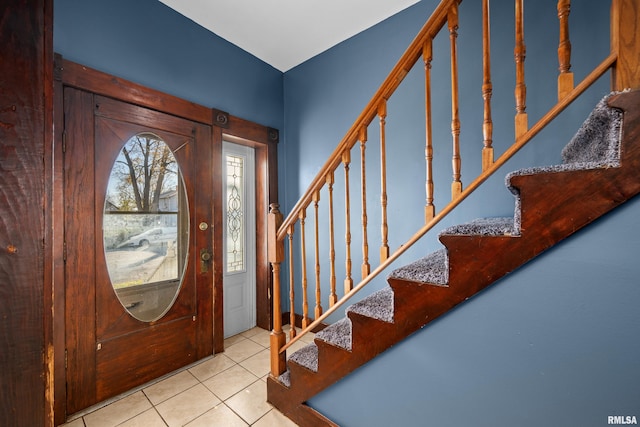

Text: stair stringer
xmin=443 ymin=91 xmax=640 ymax=295
xmin=441 ymin=167 xmax=640 ymax=301
xmin=266 ymin=284 xmax=451 ymax=426
xmin=267 ymin=90 xmax=640 ymax=427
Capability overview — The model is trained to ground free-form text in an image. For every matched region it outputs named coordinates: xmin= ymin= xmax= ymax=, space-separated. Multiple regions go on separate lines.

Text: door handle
xmin=200 ymin=248 xmax=212 ymax=273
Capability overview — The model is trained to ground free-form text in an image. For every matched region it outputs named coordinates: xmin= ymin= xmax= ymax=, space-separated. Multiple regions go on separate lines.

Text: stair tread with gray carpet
xmin=287 ymin=343 xmax=318 ymax=376
xmin=316 ymin=318 xmax=352 ymax=350
xmin=346 ymin=286 xmax=394 ymax=322
xmin=387 ymin=248 xmax=449 ymax=285
xmin=439 ymin=217 xmax=517 ymax=237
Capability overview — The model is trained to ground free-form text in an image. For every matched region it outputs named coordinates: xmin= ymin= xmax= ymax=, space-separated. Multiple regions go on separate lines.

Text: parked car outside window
xmin=117 ymin=227 xmax=177 ymax=248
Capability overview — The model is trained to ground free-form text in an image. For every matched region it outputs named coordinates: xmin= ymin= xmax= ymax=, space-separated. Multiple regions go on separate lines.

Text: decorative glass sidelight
xmin=226 ymin=154 xmax=245 ymax=273
xmin=103 ymin=132 xmax=189 ymax=322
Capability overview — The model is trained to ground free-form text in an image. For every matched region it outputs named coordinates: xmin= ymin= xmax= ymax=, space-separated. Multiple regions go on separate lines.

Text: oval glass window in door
xmin=103 ymin=132 xmax=189 ymax=322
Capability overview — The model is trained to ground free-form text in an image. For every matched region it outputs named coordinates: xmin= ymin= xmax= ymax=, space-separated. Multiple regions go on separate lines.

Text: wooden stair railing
xmin=268 ymin=0 xmax=640 ymax=401
xmin=269 ymin=89 xmax=640 ymax=426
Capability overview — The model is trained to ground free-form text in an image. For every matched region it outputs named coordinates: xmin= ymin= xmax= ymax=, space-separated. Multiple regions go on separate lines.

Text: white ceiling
xmin=158 ymin=0 xmax=420 ymax=72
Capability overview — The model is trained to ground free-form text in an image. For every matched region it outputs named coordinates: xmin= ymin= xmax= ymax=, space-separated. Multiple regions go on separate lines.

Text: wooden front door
xmin=64 ymin=88 xmax=214 ymax=415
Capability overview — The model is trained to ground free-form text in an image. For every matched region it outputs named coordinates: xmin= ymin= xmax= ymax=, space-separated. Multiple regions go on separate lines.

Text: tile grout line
xmin=65 ymin=328 xmax=301 ymax=427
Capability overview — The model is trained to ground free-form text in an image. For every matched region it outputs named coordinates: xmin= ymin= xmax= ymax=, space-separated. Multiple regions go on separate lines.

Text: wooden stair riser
xmin=266 ymin=376 xmax=295 ymax=411
xmin=513 ymin=168 xmax=640 ymax=238
xmin=287 ymin=341 xmax=351 ymax=400
xmin=348 ymin=313 xmax=399 ymax=355
xmin=610 ymin=92 xmax=640 ymax=152
xmin=439 ymin=236 xmax=519 ymax=296
xmin=266 ymin=377 xmax=339 ymax=427
xmin=388 ymin=280 xmax=455 ymax=328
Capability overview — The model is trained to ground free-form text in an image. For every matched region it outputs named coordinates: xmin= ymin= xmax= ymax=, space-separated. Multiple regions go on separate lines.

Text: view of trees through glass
xmin=103 ymin=132 xmax=188 ymax=322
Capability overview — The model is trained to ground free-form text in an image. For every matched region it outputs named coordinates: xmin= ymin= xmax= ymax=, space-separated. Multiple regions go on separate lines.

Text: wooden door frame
xmin=216 ymin=116 xmax=280 ymax=334
xmin=2 ymin=1 xmax=53 ymax=426
xmin=52 ymin=55 xmax=278 ymax=424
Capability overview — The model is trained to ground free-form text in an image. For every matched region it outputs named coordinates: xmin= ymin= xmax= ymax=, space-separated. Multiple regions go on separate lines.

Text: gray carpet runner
xmin=387 ymin=249 xmax=449 ymax=285
xmin=316 ymin=318 xmax=352 ymax=351
xmin=347 ymin=286 xmax=394 ymax=323
xmin=280 ymin=91 xmax=624 ymax=385
xmin=440 ymin=217 xmax=516 ymax=237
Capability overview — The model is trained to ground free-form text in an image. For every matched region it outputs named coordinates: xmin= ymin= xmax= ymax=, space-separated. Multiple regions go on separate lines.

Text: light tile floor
xmin=61 ymin=326 xmax=314 ymax=427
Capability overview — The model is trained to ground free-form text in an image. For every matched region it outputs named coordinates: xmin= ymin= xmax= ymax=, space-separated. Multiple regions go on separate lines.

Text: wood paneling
xmin=0 ymin=1 xmax=52 ymax=425
xmin=63 ymin=88 xmax=98 ymax=414
xmin=96 ymin=317 xmax=197 ymax=401
xmin=611 ymin=0 xmax=640 ymax=90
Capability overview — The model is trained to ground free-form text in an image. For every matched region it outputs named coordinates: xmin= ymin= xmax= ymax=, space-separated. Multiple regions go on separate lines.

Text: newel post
xmin=268 ymin=203 xmax=286 ymax=377
xmin=611 ymin=0 xmax=640 ymax=91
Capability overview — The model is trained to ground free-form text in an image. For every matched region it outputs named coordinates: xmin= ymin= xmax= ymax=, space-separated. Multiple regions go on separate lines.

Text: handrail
xmin=276 ymin=0 xmax=460 ymax=241
xmin=277 ymin=51 xmax=617 ymax=355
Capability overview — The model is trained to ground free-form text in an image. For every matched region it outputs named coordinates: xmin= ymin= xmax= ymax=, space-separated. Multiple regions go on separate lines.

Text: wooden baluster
xmin=514 ymin=0 xmax=528 ymax=138
xmin=298 ymin=209 xmax=309 ymax=329
xmin=378 ymin=101 xmax=390 ymax=262
xmin=312 ymin=190 xmax=322 ymax=319
xmin=482 ymin=0 xmax=494 ymax=171
xmin=326 ymin=172 xmax=338 ymax=306
xmin=287 ymin=224 xmax=296 ymax=339
xmin=557 ymin=0 xmax=574 ymax=100
xmin=423 ymin=39 xmax=435 ymax=221
xmin=448 ymin=3 xmax=462 ymax=198
xmin=359 ymin=127 xmax=370 ymax=278
xmin=268 ymin=204 xmax=286 ymax=376
xmin=610 ymin=0 xmax=640 ymax=91
xmin=343 ymin=150 xmax=353 ymax=293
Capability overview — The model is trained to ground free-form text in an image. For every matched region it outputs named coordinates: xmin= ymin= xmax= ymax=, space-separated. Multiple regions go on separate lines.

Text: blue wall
xmin=310 ymin=196 xmax=640 ymax=427
xmin=54 ymin=0 xmax=284 ymax=134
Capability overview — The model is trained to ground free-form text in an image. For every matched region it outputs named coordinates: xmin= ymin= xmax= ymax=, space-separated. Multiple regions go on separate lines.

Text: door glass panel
xmin=226 ymin=154 xmax=245 ymax=273
xmin=103 ymin=132 xmax=188 ymax=322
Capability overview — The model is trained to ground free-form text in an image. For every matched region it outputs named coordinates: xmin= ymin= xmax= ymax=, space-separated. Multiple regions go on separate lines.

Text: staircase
xmin=266 ymin=0 xmax=640 ymax=424
xmin=267 ymin=89 xmax=640 ymax=426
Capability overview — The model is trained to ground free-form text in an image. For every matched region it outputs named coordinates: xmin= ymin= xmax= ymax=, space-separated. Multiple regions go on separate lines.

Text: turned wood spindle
xmin=359 ymin=126 xmax=370 ymax=278
xmin=514 ymin=0 xmax=528 ymax=138
xmin=448 ymin=3 xmax=462 ymax=198
xmin=326 ymin=171 xmax=338 ymax=306
xmin=298 ymin=209 xmax=309 ymax=328
xmin=423 ymin=39 xmax=436 ymax=221
xmin=342 ymin=150 xmax=353 ymax=293
xmin=378 ymin=101 xmax=390 ymax=261
xmin=482 ymin=0 xmax=495 ymax=170
xmin=312 ymin=190 xmax=322 ymax=319
xmin=287 ymin=224 xmax=296 ymax=339
xmin=557 ymin=0 xmax=574 ymax=100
